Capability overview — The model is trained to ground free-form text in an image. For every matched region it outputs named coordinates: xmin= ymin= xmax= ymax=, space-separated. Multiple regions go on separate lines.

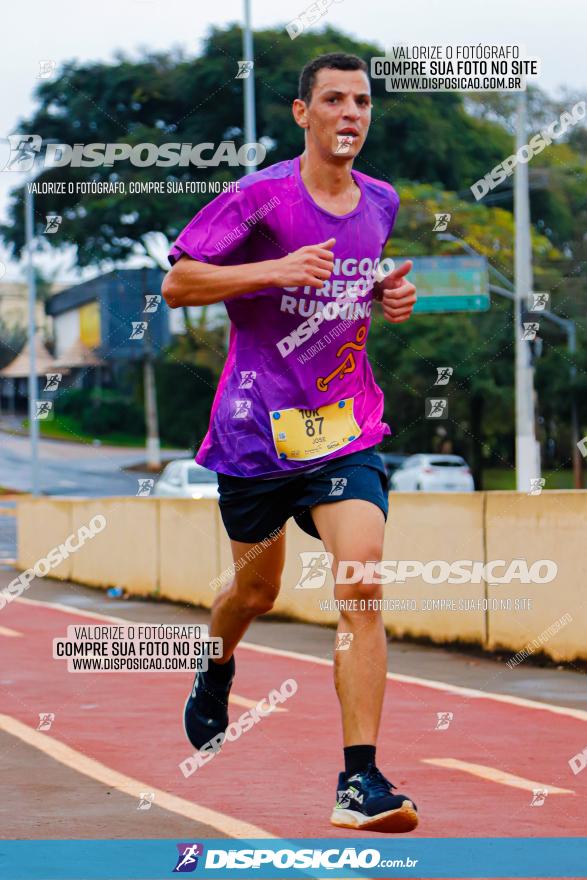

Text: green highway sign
xmin=392 ymin=256 xmax=490 ymax=313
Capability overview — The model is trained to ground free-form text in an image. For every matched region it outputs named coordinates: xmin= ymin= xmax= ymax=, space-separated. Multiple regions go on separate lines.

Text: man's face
xmin=293 ymin=68 xmax=372 ymax=159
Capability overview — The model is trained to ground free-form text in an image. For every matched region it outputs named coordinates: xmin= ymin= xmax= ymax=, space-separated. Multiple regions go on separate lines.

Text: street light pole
xmin=24 ymin=179 xmax=40 ymax=496
xmin=242 ymin=0 xmax=257 ymax=175
xmin=141 ymin=268 xmax=161 ymax=471
xmin=1 ymin=136 xmax=61 ymax=496
xmin=514 ymin=90 xmax=540 ymax=491
xmin=567 ymin=323 xmax=582 ymax=489
xmin=438 ymin=232 xmax=579 ymax=488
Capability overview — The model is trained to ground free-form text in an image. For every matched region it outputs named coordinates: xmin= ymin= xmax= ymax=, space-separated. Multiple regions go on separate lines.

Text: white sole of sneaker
xmin=330 ymin=800 xmax=419 ymax=833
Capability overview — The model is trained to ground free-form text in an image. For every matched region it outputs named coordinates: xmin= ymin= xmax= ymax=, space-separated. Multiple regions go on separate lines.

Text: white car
xmin=154 ymin=459 xmax=219 ymax=499
xmin=390 ymin=454 xmax=474 ymax=492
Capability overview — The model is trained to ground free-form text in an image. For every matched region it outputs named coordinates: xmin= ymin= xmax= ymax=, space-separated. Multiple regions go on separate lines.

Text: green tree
xmin=0 ymin=26 xmax=515 ymax=265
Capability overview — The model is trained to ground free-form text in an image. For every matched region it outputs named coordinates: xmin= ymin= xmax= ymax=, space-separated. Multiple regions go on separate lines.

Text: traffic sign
xmin=392 ymin=256 xmax=490 ymax=313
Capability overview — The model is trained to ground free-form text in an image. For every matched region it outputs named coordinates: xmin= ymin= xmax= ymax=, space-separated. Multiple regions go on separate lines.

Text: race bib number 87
xmin=270 ymin=397 xmax=361 ymax=461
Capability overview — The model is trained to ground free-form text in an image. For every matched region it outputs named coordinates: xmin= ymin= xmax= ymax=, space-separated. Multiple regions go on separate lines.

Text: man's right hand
xmin=270 ymin=237 xmax=336 ymax=289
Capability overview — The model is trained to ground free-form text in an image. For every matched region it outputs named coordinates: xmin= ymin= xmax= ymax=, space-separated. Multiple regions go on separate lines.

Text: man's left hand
xmin=374 ymin=260 xmax=417 ymax=324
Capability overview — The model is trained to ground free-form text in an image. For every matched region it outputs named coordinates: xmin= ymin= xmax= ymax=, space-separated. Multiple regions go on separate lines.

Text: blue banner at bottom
xmin=1 ymin=838 xmax=586 ymax=879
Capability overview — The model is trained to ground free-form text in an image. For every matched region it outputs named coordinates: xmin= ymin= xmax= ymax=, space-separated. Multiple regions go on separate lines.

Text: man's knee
xmin=334 ymin=550 xmax=384 ymax=601
xmin=334 ymin=562 xmax=383 ymax=623
xmin=234 ymin=578 xmax=280 ymax=617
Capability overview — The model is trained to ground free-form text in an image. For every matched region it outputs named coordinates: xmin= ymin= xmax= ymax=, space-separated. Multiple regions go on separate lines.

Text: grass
xmin=482 ymin=468 xmax=578 ymax=490
xmin=23 ymin=414 xmax=179 ymax=449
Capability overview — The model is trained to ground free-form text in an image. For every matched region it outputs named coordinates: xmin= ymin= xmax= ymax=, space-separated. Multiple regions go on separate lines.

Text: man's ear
xmin=292 ymin=98 xmax=309 ymax=129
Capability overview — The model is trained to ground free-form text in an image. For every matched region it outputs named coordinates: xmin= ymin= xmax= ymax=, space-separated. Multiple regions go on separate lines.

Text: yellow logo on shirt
xmin=316 ymin=324 xmax=367 ymax=392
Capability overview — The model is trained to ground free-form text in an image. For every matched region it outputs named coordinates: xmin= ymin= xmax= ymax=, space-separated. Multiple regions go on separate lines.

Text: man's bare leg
xmin=209 ymin=528 xmax=287 ymax=662
xmin=183 ymin=527 xmax=287 ymax=751
xmin=311 ymin=498 xmax=418 ymax=832
xmin=310 ymin=499 xmax=387 ymax=744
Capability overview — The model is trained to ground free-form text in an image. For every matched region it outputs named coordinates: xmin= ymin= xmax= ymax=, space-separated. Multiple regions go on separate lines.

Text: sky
xmin=1 ymin=0 xmax=586 ymax=285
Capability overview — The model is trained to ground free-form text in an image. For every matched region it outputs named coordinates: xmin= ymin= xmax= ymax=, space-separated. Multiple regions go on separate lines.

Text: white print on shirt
xmin=281 ymin=255 xmax=391 ymax=300
xmin=277 ymin=253 xmax=384 ymax=348
xmin=277 ymin=300 xmax=372 ymax=357
xmin=283 ymin=256 xmax=381 ymax=288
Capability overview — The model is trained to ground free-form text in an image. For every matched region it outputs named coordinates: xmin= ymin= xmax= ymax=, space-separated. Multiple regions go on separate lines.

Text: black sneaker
xmin=331 ymin=763 xmax=418 ymax=833
xmin=183 ymin=657 xmax=235 ymax=751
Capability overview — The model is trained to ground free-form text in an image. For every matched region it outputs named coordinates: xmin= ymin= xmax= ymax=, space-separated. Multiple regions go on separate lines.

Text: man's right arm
xmin=161 ymin=238 xmax=336 ymax=308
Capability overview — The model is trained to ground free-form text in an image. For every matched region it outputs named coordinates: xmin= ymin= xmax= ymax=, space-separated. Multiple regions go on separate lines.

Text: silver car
xmin=390 ymin=454 xmax=475 ymax=492
xmin=154 ymin=459 xmax=219 ymax=499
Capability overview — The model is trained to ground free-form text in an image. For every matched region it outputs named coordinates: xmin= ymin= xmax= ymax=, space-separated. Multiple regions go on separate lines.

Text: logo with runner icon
xmin=173 ymin=843 xmax=204 ymax=872
xmin=295 ymin=552 xmax=334 ymax=589
xmin=329 ymin=477 xmax=347 ymax=496
xmin=233 ymin=400 xmax=252 ymax=419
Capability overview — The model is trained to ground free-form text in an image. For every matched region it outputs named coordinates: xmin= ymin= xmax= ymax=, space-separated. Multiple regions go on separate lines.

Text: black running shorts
xmin=217 ymin=446 xmax=389 ymax=543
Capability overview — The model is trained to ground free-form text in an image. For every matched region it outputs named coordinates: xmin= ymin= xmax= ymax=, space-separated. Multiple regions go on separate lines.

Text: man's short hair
xmin=298 ymin=52 xmax=369 ymax=105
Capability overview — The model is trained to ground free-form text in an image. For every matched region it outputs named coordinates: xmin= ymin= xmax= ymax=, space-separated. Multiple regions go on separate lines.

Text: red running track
xmin=1 ymin=598 xmax=586 ymax=841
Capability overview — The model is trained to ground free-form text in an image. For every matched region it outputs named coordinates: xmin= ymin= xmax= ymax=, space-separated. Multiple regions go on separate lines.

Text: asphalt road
xmin=0 ymin=426 xmax=188 ymax=496
xmin=0 ymin=505 xmax=16 ymax=562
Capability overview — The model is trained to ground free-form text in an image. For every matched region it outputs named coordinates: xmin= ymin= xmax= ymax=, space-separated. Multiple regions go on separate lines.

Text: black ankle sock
xmin=206 ymin=656 xmax=235 ymax=684
xmin=344 ymin=744 xmax=376 ymax=776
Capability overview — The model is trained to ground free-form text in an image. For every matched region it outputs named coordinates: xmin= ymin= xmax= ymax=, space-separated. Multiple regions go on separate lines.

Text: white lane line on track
xmin=239 ymin=641 xmax=587 ymax=722
xmin=230 ymin=694 xmax=286 ymax=713
xmin=421 ymin=757 xmax=575 ymax=793
xmin=0 ymin=625 xmax=22 ymax=637
xmin=0 ymin=714 xmax=361 ymax=878
xmin=0 ymin=713 xmax=275 ymax=839
xmin=13 ymin=595 xmax=587 ymax=723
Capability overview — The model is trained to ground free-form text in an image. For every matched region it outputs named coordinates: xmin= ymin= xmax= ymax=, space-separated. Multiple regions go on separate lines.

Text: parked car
xmin=378 ymin=453 xmax=409 ymax=489
xmin=154 ymin=459 xmax=219 ymax=499
xmin=390 ymin=454 xmax=475 ymax=492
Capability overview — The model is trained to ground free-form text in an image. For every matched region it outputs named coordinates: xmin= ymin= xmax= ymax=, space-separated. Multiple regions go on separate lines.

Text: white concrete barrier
xmin=15 ymin=491 xmax=587 ymax=662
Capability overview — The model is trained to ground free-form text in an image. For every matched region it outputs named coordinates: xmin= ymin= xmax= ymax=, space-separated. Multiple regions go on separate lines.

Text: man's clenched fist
xmin=271 ymin=237 xmax=336 ymax=290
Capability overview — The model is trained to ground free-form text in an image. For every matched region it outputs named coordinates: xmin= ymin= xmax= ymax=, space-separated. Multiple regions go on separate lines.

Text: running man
xmin=162 ymin=52 xmax=418 ymax=833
